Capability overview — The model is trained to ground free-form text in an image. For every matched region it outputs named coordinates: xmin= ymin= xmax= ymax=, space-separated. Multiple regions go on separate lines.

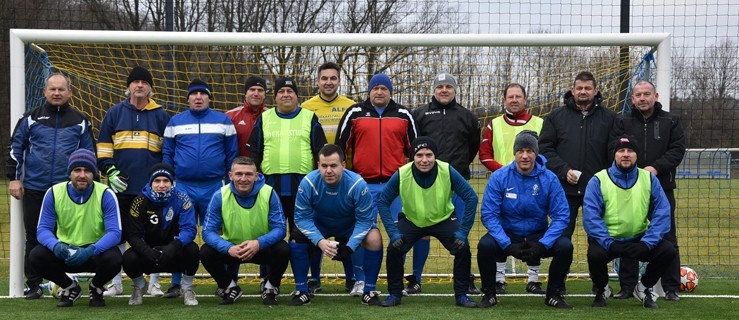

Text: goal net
xmin=9 ymin=29 xmax=671 ymax=296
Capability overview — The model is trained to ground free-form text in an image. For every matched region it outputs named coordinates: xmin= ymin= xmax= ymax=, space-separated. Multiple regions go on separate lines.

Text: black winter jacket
xmin=412 ymin=97 xmax=481 ymax=179
xmin=539 ymin=91 xmax=618 ymax=196
xmin=616 ymin=102 xmax=686 ymax=190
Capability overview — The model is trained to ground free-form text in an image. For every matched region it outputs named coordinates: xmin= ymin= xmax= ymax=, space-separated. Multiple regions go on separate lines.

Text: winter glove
xmin=157 ymin=239 xmax=182 ymax=266
xmin=143 ymin=246 xmax=163 ymax=264
xmin=53 ymin=242 xmax=71 ymax=260
xmin=609 ymin=242 xmax=626 ymax=256
xmin=525 ymin=241 xmax=547 ymax=263
xmin=450 ymin=238 xmax=466 ymax=254
xmin=624 ymin=242 xmax=650 ymax=260
xmin=504 ymin=243 xmax=526 ymax=260
xmin=391 ymin=235 xmax=406 ymax=251
xmin=332 ymin=245 xmax=354 ymax=262
xmin=106 ymin=166 xmax=129 ymax=193
xmin=65 ymin=245 xmax=95 ymax=266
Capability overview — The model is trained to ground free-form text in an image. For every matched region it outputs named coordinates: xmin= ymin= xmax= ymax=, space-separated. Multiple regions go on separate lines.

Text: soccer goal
xmin=8 ymin=29 xmax=671 ymax=297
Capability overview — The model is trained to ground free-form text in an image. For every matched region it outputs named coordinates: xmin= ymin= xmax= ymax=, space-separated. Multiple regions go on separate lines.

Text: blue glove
xmin=106 ymin=166 xmax=128 ymax=193
xmin=65 ymin=246 xmax=95 ymax=266
xmin=53 ymin=242 xmax=70 ymax=260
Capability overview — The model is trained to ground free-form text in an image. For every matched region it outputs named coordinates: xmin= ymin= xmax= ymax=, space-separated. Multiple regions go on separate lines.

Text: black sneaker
xmin=665 ymin=290 xmax=680 ymax=301
xmin=361 ymin=291 xmax=381 ymax=306
xmin=345 ymin=279 xmax=356 ymax=293
xmin=262 ymin=288 xmax=278 ymax=306
xmin=495 ymin=282 xmax=507 ymax=295
xmin=89 ymin=284 xmax=106 ymax=307
xmin=478 ymin=291 xmax=498 ymax=308
xmin=526 ymin=281 xmax=546 ymax=294
xmin=641 ymin=288 xmax=658 ymax=309
xmin=381 ymin=294 xmax=402 ymax=307
xmin=614 ymin=288 xmax=634 ymax=299
xmin=220 ymin=286 xmax=243 ymax=305
xmin=162 ymin=284 xmax=181 ymax=298
xmin=468 ymin=275 xmax=481 ymax=295
xmin=545 ymin=294 xmax=573 ymax=309
xmin=288 ymin=291 xmax=311 ymax=306
xmin=25 ymin=283 xmax=43 ymax=300
xmin=402 ymin=275 xmax=421 ymax=295
xmin=455 ymin=295 xmax=477 ymax=308
xmin=56 ymin=282 xmax=82 ymax=307
xmin=307 ymin=279 xmax=322 ymax=295
xmin=592 ymin=287 xmax=609 ymax=307
xmin=215 ymin=287 xmax=225 ymax=298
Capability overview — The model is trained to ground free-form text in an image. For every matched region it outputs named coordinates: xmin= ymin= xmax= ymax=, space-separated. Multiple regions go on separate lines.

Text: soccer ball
xmin=680 ymin=266 xmax=699 ymax=292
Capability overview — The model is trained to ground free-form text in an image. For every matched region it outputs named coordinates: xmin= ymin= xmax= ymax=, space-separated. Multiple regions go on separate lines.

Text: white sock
xmin=496 ymin=262 xmax=507 ymax=283
xmin=528 ymin=265 xmax=540 ymax=282
xmin=132 ymin=276 xmax=146 ymax=289
xmin=149 ymin=273 xmax=160 ymax=285
xmin=227 ymin=280 xmax=237 ymax=289
xmin=182 ymin=275 xmax=194 ymax=289
xmin=264 ymin=280 xmax=275 ymax=290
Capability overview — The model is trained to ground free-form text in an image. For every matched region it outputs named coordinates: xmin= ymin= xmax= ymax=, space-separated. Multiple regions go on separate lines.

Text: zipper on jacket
xmin=378 ymin=113 xmax=383 ymax=179
xmin=50 ymin=106 xmax=60 ymax=186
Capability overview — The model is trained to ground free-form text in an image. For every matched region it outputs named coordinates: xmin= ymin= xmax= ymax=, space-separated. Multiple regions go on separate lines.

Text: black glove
xmin=157 ymin=239 xmax=182 ymax=266
xmin=624 ymin=242 xmax=650 ymax=260
xmin=392 ymin=236 xmax=406 ymax=250
xmin=504 ymin=243 xmax=526 ymax=260
xmin=332 ymin=245 xmax=354 ymax=261
xmin=609 ymin=242 xmax=626 ymax=256
xmin=450 ymin=238 xmax=466 ymax=254
xmin=526 ymin=241 xmax=547 ymax=262
xmin=143 ymin=246 xmax=162 ymax=264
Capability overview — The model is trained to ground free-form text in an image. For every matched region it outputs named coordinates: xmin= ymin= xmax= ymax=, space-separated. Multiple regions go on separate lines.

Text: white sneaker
xmin=633 ymin=282 xmax=659 ymax=303
xmin=350 ymin=281 xmax=365 ymax=296
xmin=183 ymin=286 xmax=198 ymax=306
xmin=129 ymin=286 xmax=146 ymax=305
xmin=103 ymin=282 xmax=123 ymax=297
xmin=147 ymin=282 xmax=164 ymax=297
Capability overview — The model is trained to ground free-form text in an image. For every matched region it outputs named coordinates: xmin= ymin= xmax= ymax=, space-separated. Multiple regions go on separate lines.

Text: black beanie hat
xmin=411 ymin=136 xmax=438 ymax=157
xmin=274 ymin=77 xmax=298 ymax=96
xmin=127 ymin=66 xmax=153 ymax=88
xmin=244 ymin=76 xmax=267 ymax=93
xmin=187 ymin=78 xmax=213 ymax=99
xmin=611 ymin=135 xmax=640 ymax=155
xmin=148 ymin=163 xmax=175 ymax=186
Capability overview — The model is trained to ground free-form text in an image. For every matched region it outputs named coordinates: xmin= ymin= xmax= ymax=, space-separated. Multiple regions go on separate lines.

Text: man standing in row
xmin=7 ymin=73 xmax=95 ymax=299
xmin=539 ymin=71 xmax=618 ymax=240
xmin=614 ymin=80 xmax=685 ymax=300
xmin=301 ymin=62 xmax=359 ymax=294
xmin=412 ymin=73 xmax=481 ymax=295
xmin=479 ymin=83 xmax=545 ymax=295
xmin=97 ymin=66 xmax=171 ymax=297
xmin=228 ymin=76 xmax=268 ymax=157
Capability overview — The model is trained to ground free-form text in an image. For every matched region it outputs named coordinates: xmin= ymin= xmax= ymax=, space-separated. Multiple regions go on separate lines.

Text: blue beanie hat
xmin=187 ymin=78 xmax=213 ymax=99
xmin=368 ymin=73 xmax=393 ymax=95
xmin=67 ymin=149 xmax=98 ymax=178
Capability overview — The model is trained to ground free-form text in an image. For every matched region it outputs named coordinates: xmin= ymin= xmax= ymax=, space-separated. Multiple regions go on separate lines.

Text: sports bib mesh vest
xmin=596 ymin=169 xmax=651 ymax=238
xmin=399 ymin=160 xmax=454 ymax=227
xmin=261 ymin=108 xmax=314 ymax=175
xmin=491 ymin=115 xmax=543 ymax=165
xmin=53 ymin=182 xmax=107 ymax=246
xmin=220 ymin=185 xmax=272 ymax=243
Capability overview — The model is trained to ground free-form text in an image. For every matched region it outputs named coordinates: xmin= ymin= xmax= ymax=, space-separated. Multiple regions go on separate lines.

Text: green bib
xmin=491 ymin=115 xmax=543 ymax=165
xmin=53 ymin=181 xmax=108 ymax=246
xmin=399 ymin=161 xmax=455 ymax=227
xmin=261 ymin=108 xmax=314 ymax=175
xmin=596 ymin=168 xmax=651 ymax=238
xmin=220 ymin=184 xmax=272 ymax=243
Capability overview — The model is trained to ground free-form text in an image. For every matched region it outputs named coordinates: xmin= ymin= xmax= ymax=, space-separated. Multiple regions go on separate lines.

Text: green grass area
xmin=0 ymin=279 xmax=737 ymax=319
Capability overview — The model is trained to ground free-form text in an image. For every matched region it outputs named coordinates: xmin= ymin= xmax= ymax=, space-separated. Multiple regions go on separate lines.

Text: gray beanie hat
xmin=513 ymin=130 xmax=539 ymax=155
xmin=432 ymin=73 xmax=458 ymax=92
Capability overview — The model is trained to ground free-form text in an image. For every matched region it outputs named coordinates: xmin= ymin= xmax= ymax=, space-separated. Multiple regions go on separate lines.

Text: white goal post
xmin=8 ymin=29 xmax=671 ymax=297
